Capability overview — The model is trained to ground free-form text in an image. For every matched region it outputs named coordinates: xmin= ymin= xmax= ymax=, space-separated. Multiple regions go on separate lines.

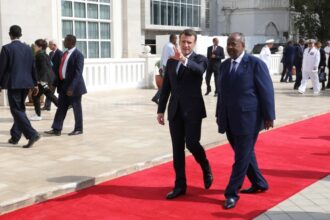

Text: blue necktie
xmin=230 ymin=61 xmax=237 ymax=75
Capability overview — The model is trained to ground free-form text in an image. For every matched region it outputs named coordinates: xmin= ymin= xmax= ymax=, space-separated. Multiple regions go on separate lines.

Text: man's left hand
xmin=67 ymin=90 xmax=73 ymax=96
xmin=264 ymin=120 xmax=274 ymax=130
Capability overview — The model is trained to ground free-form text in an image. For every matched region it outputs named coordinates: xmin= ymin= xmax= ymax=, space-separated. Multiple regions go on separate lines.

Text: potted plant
xmin=155 ymin=60 xmax=163 ymax=89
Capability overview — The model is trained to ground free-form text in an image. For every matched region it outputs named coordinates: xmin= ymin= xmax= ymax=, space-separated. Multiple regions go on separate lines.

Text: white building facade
xmin=0 ymin=0 xmax=291 ymax=105
xmin=0 ymin=0 xmax=291 ymax=58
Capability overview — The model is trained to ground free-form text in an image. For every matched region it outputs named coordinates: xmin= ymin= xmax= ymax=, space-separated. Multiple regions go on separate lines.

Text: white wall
xmin=122 ymin=0 xmax=143 ymax=58
xmin=229 ymin=10 xmax=289 ymax=36
xmin=0 ymin=0 xmax=59 ymax=46
xmin=156 ymin=34 xmax=282 ymax=56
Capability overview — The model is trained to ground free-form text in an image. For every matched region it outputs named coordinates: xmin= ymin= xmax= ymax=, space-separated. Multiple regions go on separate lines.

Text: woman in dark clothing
xmin=30 ymin=39 xmax=58 ymax=121
xmin=316 ymin=42 xmax=327 ymax=90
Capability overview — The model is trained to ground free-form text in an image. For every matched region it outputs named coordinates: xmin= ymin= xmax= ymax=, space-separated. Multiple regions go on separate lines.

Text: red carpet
xmin=1 ymin=114 xmax=330 ymax=220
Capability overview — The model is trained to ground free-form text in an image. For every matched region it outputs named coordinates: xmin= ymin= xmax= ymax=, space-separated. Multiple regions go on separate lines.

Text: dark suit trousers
xmin=52 ymin=93 xmax=83 ymax=131
xmin=169 ymin=110 xmax=209 ymax=188
xmin=44 ymin=85 xmax=57 ymax=110
xmin=294 ymin=64 xmax=302 ymax=89
xmin=7 ymin=89 xmax=38 ymax=141
xmin=205 ymin=62 xmax=220 ymax=92
xmin=225 ymin=129 xmax=268 ymax=200
xmin=33 ymin=84 xmax=58 ymax=116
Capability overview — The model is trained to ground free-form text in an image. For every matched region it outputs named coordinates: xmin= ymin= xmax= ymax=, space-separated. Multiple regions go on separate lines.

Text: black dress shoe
xmin=202 ymin=163 xmax=213 ymax=189
xmin=166 ymin=187 xmax=186 ymax=200
xmin=240 ymin=185 xmax=268 ymax=194
xmin=224 ymin=198 xmax=237 ymax=209
xmin=44 ymin=129 xmax=61 ymax=136
xmin=68 ymin=130 xmax=83 ymax=136
xmin=8 ymin=138 xmax=18 ymax=145
xmin=23 ymin=134 xmax=40 ymax=148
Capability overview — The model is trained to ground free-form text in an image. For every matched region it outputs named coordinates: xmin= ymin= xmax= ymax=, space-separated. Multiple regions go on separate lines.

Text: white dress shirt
xmin=160 ymin=42 xmax=175 ymax=67
xmin=230 ymin=51 xmax=245 ymax=72
xmin=61 ymin=47 xmax=76 ymax=79
xmin=259 ymin=46 xmax=271 ymax=72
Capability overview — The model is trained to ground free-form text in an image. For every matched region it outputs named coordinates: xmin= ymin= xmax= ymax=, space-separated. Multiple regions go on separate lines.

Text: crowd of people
xmin=281 ymin=38 xmax=330 ymax=95
xmin=1 ymin=24 xmax=328 ymax=210
xmin=0 ymin=25 xmax=87 ymax=148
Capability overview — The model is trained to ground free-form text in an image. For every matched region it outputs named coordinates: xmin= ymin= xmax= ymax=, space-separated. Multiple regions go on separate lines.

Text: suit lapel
xmin=234 ymin=53 xmax=249 ymax=77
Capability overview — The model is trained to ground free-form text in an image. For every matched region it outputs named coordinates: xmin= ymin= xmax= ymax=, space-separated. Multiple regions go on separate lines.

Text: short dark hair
xmin=179 ymin=29 xmax=197 ymax=42
xmin=65 ymin=34 xmax=77 ymax=46
xmin=34 ymin=39 xmax=48 ymax=50
xmin=9 ymin=25 xmax=22 ymax=38
xmin=169 ymin=34 xmax=176 ymax=42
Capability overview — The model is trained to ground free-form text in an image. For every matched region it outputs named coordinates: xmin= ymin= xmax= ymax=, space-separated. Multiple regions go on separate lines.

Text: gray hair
xmin=232 ymin=32 xmax=245 ymax=44
xmin=48 ymin=40 xmax=58 ymax=46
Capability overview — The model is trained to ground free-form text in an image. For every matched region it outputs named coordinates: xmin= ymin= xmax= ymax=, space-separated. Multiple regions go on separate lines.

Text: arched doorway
xmin=265 ymin=22 xmax=279 ymax=37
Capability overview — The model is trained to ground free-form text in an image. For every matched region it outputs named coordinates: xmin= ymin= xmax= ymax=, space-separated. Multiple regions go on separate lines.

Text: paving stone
xmin=1 ymin=75 xmax=330 ymax=216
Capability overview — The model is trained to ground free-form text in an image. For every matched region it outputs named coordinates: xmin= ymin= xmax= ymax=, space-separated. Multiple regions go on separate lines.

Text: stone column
xmin=139 ymin=46 xmax=157 ymax=89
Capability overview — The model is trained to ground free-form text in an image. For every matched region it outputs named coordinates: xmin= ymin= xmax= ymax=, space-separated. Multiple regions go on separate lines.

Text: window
xmin=205 ymin=0 xmax=210 ymax=28
xmin=61 ymin=0 xmax=112 ymax=58
xmin=150 ymin=0 xmax=201 ymax=27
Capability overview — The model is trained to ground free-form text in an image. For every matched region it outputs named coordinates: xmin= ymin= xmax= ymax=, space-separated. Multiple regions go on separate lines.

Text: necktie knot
xmin=230 ymin=61 xmax=237 ymax=75
xmin=59 ymin=51 xmax=69 ymax=80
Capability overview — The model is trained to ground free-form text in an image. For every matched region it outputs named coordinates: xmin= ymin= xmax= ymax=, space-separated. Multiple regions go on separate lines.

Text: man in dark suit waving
xmin=205 ymin=37 xmax=225 ymax=96
xmin=45 ymin=35 xmax=87 ymax=136
xmin=0 ymin=25 xmax=40 ymax=148
xmin=216 ymin=32 xmax=275 ymax=209
xmin=157 ymin=29 xmax=213 ymax=199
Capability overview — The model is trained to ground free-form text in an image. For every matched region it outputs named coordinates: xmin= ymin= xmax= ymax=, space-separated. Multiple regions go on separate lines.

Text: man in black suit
xmin=157 ymin=29 xmax=213 ymax=199
xmin=293 ymin=39 xmax=305 ymax=90
xmin=43 ymin=40 xmax=63 ymax=111
xmin=0 ymin=25 xmax=40 ymax=148
xmin=45 ymin=35 xmax=87 ymax=136
xmin=205 ymin=37 xmax=225 ymax=96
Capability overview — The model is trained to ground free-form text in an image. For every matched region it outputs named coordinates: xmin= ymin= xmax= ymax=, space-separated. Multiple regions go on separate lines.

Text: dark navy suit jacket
xmin=158 ymin=52 xmax=208 ymax=122
xmin=57 ymin=49 xmax=87 ymax=96
xmin=216 ymin=53 xmax=275 ymax=135
xmin=50 ymin=49 xmax=63 ymax=86
xmin=207 ymin=45 xmax=225 ymax=65
xmin=0 ymin=41 xmax=37 ymax=89
xmin=283 ymin=44 xmax=295 ymax=66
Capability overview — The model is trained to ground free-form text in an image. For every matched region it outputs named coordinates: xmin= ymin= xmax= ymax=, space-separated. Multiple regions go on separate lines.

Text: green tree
xmin=290 ymin=0 xmax=330 ymax=42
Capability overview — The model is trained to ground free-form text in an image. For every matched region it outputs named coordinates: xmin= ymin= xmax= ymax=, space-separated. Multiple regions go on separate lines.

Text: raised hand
xmin=171 ymin=47 xmax=183 ymax=61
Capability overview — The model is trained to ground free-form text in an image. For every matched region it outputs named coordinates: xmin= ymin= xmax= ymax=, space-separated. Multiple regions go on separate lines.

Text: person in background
xmin=205 ymin=37 xmax=225 ymax=96
xmin=157 ymin=29 xmax=213 ymax=200
xmin=0 ymin=25 xmax=40 ymax=148
xmin=259 ymin=39 xmax=274 ymax=74
xmin=43 ymin=40 xmax=63 ymax=111
xmin=282 ymin=40 xmax=295 ymax=83
xmin=298 ymin=39 xmax=321 ymax=95
xmin=293 ymin=39 xmax=305 ymax=90
xmin=151 ymin=34 xmax=177 ymax=104
xmin=324 ymin=40 xmax=330 ymax=88
xmin=30 ymin=39 xmax=58 ymax=121
xmin=45 ymin=34 xmax=87 ymax=136
xmin=216 ymin=32 xmax=275 ymax=209
xmin=316 ymin=42 xmax=326 ymax=90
